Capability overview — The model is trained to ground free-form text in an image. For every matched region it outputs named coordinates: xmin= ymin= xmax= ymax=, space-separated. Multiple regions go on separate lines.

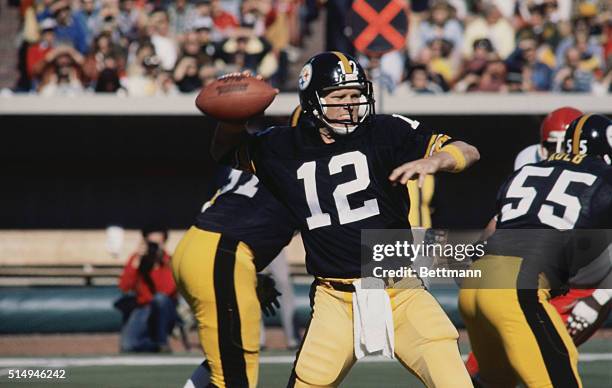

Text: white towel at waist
xmin=352 ymin=278 xmax=395 ymax=360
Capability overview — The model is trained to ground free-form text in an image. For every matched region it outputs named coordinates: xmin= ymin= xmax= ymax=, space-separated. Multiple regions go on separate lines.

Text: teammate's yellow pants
xmin=172 ymin=226 xmax=260 ymax=388
xmin=458 ymin=255 xmax=581 ymax=388
xmin=288 ymin=280 xmax=472 ymax=387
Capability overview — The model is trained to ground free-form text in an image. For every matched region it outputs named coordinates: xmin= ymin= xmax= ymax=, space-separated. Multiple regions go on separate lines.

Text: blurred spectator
xmin=456 ymin=38 xmax=498 ymax=81
xmin=168 ymin=0 xmax=196 ymax=36
xmin=95 ymin=67 xmax=123 ymax=92
xmin=75 ymin=0 xmax=99 ymax=45
xmin=125 ymin=50 xmax=178 ymax=96
xmin=50 ymin=0 xmax=89 ymax=54
xmin=93 ymin=1 xmax=122 ymax=43
xmin=38 ymin=46 xmax=86 ymax=96
xmin=406 ymin=64 xmax=444 ymax=94
xmin=412 ymin=41 xmax=450 ymax=92
xmin=516 ymin=1 xmax=563 ymax=51
xmin=148 ymin=9 xmax=178 ymax=71
xmin=553 ymin=46 xmax=595 ymax=92
xmin=117 ymin=0 xmax=143 ymax=42
xmin=211 ymin=0 xmax=239 ymax=37
xmin=192 ymin=16 xmax=217 ymax=59
xmin=174 ymin=56 xmax=203 ymax=92
xmin=126 ymin=39 xmax=155 ymax=76
xmin=555 ymin=17 xmax=604 ymax=71
xmin=36 ymin=0 xmax=59 ymax=21
xmin=454 ymin=38 xmax=507 ymax=92
xmin=412 ymin=1 xmax=463 ymax=63
xmin=463 ymin=3 xmax=515 ymax=59
xmin=83 ymin=32 xmax=126 ymax=86
xmin=505 ymin=36 xmax=554 ymax=91
xmin=517 ymin=0 xmax=573 ymax=24
xmin=477 ymin=60 xmax=507 ymax=91
xmin=505 ymin=71 xmax=527 ymax=92
xmin=118 ymin=227 xmax=177 ymax=353
xmin=26 ymin=18 xmax=57 ymax=84
xmin=425 ymin=38 xmax=455 ymax=84
xmin=173 ymin=30 xmax=214 ymax=92
xmin=217 ymin=21 xmax=278 ymax=79
xmin=240 ymin=0 xmax=271 ymax=37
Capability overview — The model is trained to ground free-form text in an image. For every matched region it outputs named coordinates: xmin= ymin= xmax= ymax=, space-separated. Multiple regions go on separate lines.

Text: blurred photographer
xmin=118 ymin=227 xmax=177 ymax=353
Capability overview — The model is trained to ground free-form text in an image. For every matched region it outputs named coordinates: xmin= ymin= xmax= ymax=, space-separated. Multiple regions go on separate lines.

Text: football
xmin=195 ymin=75 xmax=277 ymax=122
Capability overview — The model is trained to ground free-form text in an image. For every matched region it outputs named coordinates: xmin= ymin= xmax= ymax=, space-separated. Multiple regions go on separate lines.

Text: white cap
xmin=39 ymin=18 xmax=57 ymax=31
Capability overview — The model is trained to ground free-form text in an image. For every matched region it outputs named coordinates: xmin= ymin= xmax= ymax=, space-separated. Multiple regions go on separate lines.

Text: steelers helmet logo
xmin=298 ymin=64 xmax=312 ymax=91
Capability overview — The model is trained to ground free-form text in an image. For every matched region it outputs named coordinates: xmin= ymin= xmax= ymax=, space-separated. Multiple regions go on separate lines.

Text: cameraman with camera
xmin=118 ymin=226 xmax=177 ymax=353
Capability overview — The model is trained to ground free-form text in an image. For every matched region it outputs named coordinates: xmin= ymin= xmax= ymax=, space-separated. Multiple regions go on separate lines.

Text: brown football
xmin=195 ymin=75 xmax=277 ymax=122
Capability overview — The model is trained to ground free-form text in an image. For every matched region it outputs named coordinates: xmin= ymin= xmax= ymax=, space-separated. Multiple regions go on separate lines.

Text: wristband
xmin=440 ymin=144 xmax=467 ymax=172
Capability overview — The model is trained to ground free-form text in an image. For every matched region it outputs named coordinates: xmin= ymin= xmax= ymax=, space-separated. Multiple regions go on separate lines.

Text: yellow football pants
xmin=458 ymin=255 xmax=581 ymax=388
xmin=172 ymin=227 xmax=260 ymax=388
xmin=288 ymin=281 xmax=472 ymax=387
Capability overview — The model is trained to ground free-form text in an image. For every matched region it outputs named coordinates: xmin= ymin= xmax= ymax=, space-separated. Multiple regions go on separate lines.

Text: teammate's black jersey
xmin=496 ymin=154 xmax=612 ymax=230
xmin=488 ymin=154 xmax=612 ymax=288
xmin=242 ymin=114 xmax=453 ymax=278
xmin=195 ymin=169 xmax=297 ymax=271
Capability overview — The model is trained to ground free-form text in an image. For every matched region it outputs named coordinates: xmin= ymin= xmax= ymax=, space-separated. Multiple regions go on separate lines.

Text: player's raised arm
xmin=197 ymin=72 xmax=277 ymax=172
xmin=209 ymin=121 xmax=251 ymax=170
xmin=389 ymin=141 xmax=480 ymax=187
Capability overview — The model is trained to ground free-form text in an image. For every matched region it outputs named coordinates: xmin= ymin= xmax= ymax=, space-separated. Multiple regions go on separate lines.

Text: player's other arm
xmin=390 ymin=141 xmax=480 ymax=187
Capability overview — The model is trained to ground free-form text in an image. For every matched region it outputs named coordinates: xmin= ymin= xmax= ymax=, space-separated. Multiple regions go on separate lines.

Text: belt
xmin=315 ymin=278 xmax=356 ymax=292
xmin=316 ymin=277 xmax=407 ymax=292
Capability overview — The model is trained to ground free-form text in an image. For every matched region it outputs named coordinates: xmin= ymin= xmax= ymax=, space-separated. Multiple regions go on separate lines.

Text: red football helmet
xmin=540 ymin=107 xmax=583 ymax=154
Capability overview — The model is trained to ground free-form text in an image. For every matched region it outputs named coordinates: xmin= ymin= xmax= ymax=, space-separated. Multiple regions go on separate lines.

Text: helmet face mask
xmin=298 ymin=51 xmax=375 ymax=136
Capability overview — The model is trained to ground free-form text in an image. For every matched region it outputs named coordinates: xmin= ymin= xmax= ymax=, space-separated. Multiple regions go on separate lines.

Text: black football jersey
xmin=489 ymin=154 xmax=612 ymax=287
xmin=496 ymin=154 xmax=612 ymax=230
xmin=245 ymin=114 xmax=453 ymax=278
xmin=195 ymin=169 xmax=297 ymax=271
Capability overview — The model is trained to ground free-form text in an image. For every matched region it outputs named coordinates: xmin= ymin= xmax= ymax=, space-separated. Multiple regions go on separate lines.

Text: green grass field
xmin=1 ymin=340 xmax=611 ymax=387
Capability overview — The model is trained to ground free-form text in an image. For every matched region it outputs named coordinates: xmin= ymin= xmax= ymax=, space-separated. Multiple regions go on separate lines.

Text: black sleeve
xmin=379 ymin=114 xmax=454 ymax=165
xmin=215 ymin=130 xmax=270 ymax=174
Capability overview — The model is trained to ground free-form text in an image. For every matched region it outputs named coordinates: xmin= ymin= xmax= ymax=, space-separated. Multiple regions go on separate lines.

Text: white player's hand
xmin=566 ymin=290 xmax=611 ymax=345
xmin=567 ymin=299 xmax=598 ymax=337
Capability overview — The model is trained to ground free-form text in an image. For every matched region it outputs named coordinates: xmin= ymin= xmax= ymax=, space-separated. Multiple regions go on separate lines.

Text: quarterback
xmin=211 ymin=51 xmax=479 ymax=387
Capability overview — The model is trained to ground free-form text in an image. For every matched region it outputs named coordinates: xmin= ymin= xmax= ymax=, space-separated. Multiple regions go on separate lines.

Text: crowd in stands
xmin=395 ymin=0 xmax=612 ymax=94
xmin=12 ymin=0 xmax=301 ymax=95
xmin=8 ymin=0 xmax=612 ymax=95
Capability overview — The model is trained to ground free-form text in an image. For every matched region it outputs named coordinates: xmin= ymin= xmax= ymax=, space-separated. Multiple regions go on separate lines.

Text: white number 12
xmin=297 ymin=151 xmax=380 ymax=230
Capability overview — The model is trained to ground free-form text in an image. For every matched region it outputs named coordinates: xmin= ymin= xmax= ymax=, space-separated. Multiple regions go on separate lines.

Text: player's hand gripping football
xmin=256 ymin=274 xmax=282 ymax=317
xmin=567 ymin=292 xmax=611 ymax=345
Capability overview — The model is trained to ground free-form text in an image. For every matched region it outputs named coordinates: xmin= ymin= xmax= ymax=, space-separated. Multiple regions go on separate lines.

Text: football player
xmin=211 ymin=51 xmax=479 ymax=387
xmin=514 ymin=106 xmax=583 ymax=170
xmin=459 ymin=114 xmax=612 ymax=387
xmin=465 ymin=107 xmax=610 ymax=380
xmin=172 ymin=167 xmax=298 ymax=388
